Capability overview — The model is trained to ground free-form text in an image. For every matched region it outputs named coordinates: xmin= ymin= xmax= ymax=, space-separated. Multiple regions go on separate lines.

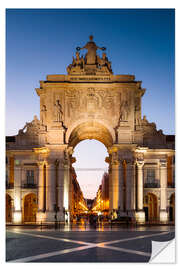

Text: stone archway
xmin=6 ymin=194 xmax=13 ymax=223
xmin=143 ymin=193 xmax=158 ymax=222
xmin=169 ymin=193 xmax=175 ymax=222
xmin=23 ymin=193 xmax=38 ymax=223
xmin=68 ymin=120 xmax=113 ymax=148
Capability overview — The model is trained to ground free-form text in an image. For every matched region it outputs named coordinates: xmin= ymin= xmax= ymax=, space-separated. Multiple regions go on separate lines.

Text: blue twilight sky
xmin=6 ymin=9 xmax=175 ymax=199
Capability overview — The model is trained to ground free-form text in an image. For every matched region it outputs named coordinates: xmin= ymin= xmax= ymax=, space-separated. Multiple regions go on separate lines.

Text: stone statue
xmin=76 ymin=35 xmax=106 ymax=65
xmin=75 ymin=52 xmax=81 ymax=65
xmin=119 ymin=99 xmax=129 ymax=121
xmin=54 ymin=100 xmax=63 ymax=122
xmin=41 ymin=105 xmax=47 ymax=125
xmin=97 ymin=52 xmax=112 ymax=72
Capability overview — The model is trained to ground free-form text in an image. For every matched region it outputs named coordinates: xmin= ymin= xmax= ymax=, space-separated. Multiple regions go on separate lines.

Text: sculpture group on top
xmin=67 ymin=35 xmax=113 ymax=75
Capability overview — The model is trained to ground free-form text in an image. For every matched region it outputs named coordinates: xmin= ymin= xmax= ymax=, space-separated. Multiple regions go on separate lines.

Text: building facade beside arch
xmin=6 ymin=36 xmax=175 ymax=224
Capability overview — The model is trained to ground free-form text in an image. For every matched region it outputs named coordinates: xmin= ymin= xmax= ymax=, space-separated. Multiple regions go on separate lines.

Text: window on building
xmin=26 ymin=170 xmax=35 ymax=185
xmin=147 ymin=169 xmax=155 ymax=183
xmin=144 ymin=168 xmax=159 ymax=188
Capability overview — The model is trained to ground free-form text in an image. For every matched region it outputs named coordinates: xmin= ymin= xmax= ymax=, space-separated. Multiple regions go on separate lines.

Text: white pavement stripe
xmin=6 ymin=230 xmax=92 ymax=246
xmin=99 ymin=244 xmax=151 ymax=257
xmin=99 ymin=231 xmax=169 ymax=245
xmin=8 ymin=245 xmax=95 ymax=263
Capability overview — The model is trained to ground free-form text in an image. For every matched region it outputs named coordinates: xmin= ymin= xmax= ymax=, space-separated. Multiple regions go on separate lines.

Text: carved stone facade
xmin=6 ymin=36 xmax=175 ymax=224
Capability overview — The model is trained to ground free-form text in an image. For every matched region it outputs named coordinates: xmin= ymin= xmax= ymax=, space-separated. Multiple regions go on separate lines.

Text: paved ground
xmin=6 ymin=225 xmax=175 ymax=263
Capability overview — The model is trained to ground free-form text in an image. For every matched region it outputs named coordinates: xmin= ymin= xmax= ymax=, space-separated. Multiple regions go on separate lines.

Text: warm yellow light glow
xmin=79 ymin=202 xmax=88 ymax=211
xmin=33 ymin=147 xmax=50 ymax=154
xmin=13 ymin=212 xmax=22 ymax=224
xmin=14 ymin=197 xmax=21 ymax=210
xmin=135 ymin=147 xmax=148 ymax=153
xmin=64 ymin=190 xmax=69 ymax=210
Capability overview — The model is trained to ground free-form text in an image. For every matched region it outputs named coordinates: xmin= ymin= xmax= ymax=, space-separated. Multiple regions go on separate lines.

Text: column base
xmin=118 ymin=210 xmax=127 ymax=217
xmin=160 ymin=210 xmax=168 ymax=223
xmin=127 ymin=210 xmax=136 ymax=218
xmin=135 ymin=210 xmax=145 ymax=224
xmin=37 ymin=210 xmax=65 ymax=223
xmin=13 ymin=210 xmax=22 ymax=224
xmin=36 ymin=211 xmax=47 ymax=223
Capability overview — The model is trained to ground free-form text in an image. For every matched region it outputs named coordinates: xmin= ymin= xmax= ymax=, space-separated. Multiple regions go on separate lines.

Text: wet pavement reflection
xmin=7 ymin=222 xmax=175 ymax=232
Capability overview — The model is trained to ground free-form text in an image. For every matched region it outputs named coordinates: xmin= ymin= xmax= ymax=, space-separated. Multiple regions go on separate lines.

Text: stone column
xmin=105 ymin=157 xmax=112 ymax=215
xmin=118 ymin=160 xmax=124 ymax=214
xmin=69 ymin=157 xmax=76 ymax=221
xmin=136 ymin=160 xmax=145 ymax=223
xmin=111 ymin=158 xmax=119 ymax=217
xmin=126 ymin=160 xmax=135 ymax=217
xmin=160 ymin=159 xmax=168 ymax=223
xmin=13 ymin=162 xmax=22 ymax=224
xmin=63 ymin=162 xmax=70 ymax=223
xmin=37 ymin=162 xmax=44 ymax=212
xmin=46 ymin=162 xmax=56 ymax=221
xmin=57 ymin=161 xmax=65 ymax=221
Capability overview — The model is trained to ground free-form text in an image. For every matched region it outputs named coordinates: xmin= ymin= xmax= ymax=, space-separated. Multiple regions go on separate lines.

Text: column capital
xmin=63 ymin=159 xmax=70 ymax=168
xmin=159 ymin=159 xmax=167 ymax=167
xmin=111 ymin=160 xmax=119 ymax=166
xmin=14 ymin=159 xmax=22 ymax=167
xmin=136 ymin=159 xmax=144 ymax=167
xmin=37 ymin=161 xmax=45 ymax=167
xmin=46 ymin=159 xmax=57 ymax=169
xmin=108 ymin=146 xmax=118 ymax=154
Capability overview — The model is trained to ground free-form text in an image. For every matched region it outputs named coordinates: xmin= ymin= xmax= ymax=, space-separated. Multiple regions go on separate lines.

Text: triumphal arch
xmin=6 ymin=36 xmax=175 ymax=224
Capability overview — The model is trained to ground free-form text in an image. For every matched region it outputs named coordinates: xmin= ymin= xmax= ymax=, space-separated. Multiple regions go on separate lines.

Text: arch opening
xmin=71 ymin=139 xmax=109 ymax=220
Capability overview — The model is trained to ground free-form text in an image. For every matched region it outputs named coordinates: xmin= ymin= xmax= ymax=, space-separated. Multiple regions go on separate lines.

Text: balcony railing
xmin=144 ymin=181 xmax=160 ymax=188
xmin=21 ymin=183 xmax=37 ymax=189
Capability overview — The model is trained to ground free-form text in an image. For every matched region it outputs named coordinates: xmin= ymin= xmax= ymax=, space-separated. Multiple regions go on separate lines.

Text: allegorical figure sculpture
xmin=54 ymin=100 xmax=63 ymax=122
xmin=119 ymin=99 xmax=129 ymax=121
xmin=41 ymin=105 xmax=47 ymax=125
xmin=76 ymin=35 xmax=106 ymax=65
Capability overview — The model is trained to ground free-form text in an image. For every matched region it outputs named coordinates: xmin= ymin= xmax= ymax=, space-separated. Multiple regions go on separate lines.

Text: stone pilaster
xmin=126 ymin=159 xmax=135 ymax=217
xmin=57 ymin=161 xmax=65 ymax=221
xmin=105 ymin=157 xmax=113 ymax=214
xmin=63 ymin=161 xmax=70 ymax=223
xmin=118 ymin=160 xmax=124 ymax=214
xmin=36 ymin=162 xmax=46 ymax=223
xmin=46 ymin=162 xmax=56 ymax=213
xmin=111 ymin=159 xmax=119 ymax=212
xmin=159 ymin=159 xmax=168 ymax=223
xmin=13 ymin=161 xmax=22 ymax=224
xmin=37 ymin=162 xmax=44 ymax=212
xmin=136 ymin=160 xmax=145 ymax=223
xmin=107 ymin=147 xmax=120 ymax=218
